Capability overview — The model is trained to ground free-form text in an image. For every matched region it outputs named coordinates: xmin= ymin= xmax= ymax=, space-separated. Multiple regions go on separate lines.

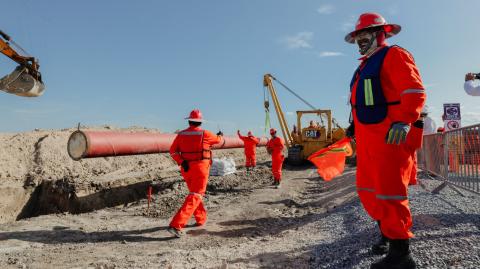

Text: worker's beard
xmin=356 ymin=32 xmax=378 ymax=56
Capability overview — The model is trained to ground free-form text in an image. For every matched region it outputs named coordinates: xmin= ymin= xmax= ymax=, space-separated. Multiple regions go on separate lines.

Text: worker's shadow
xmin=0 ymin=226 xmax=177 ymax=244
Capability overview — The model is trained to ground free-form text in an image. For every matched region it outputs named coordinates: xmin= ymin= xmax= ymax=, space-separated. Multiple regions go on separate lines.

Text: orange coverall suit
xmin=169 ymin=126 xmax=222 ymax=230
xmin=266 ymin=136 xmax=285 ymax=182
xmin=238 ymin=134 xmax=260 ymax=167
xmin=351 ymin=46 xmax=425 ymax=240
xmin=408 ymin=123 xmax=424 ymax=186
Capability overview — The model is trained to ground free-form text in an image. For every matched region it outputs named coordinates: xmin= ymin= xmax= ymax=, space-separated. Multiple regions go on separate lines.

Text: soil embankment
xmin=0 ymin=127 xmax=270 ymax=223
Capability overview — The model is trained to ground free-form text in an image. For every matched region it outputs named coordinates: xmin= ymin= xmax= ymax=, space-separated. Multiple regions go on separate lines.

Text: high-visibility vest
xmin=177 ymin=130 xmax=212 ymax=161
xmin=350 ymin=46 xmax=400 ymax=124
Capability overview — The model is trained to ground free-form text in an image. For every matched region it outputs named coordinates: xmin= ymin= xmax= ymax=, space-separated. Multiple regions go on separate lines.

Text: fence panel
xmin=418 ymin=124 xmax=480 ymax=194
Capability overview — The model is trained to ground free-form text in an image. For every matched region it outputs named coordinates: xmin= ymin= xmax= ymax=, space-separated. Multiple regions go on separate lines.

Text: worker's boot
xmin=370 ymin=239 xmax=416 ymax=269
xmin=372 ymin=221 xmax=389 ymax=255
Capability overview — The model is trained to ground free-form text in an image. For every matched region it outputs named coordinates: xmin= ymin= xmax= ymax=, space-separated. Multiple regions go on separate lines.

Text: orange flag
xmin=307 ymin=137 xmax=353 ymax=181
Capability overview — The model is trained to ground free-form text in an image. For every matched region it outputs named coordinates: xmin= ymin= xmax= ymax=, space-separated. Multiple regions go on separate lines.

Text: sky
xmin=1 ymin=0 xmax=480 ymax=134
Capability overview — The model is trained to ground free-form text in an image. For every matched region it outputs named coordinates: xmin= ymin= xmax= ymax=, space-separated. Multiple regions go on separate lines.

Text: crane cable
xmin=269 ymin=75 xmax=341 ymax=128
xmin=263 ymin=86 xmax=271 ymax=136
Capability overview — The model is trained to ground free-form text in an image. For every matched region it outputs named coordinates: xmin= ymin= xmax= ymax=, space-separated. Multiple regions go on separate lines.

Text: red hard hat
xmin=345 ymin=13 xmax=401 ymax=43
xmin=185 ymin=109 xmax=204 ymax=122
xmin=269 ymin=128 xmax=277 ymax=135
xmin=247 ymin=131 xmax=253 ymax=136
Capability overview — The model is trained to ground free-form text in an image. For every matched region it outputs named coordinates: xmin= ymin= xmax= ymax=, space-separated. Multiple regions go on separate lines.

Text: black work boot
xmin=372 ymin=234 xmax=389 ymax=255
xmin=372 ymin=221 xmax=389 ymax=255
xmin=370 ymin=239 xmax=416 ymax=269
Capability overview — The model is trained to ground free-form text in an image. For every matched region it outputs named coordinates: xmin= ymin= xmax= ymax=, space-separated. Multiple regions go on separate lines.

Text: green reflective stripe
xmin=330 ymin=147 xmax=348 ymax=153
xmin=364 ymin=79 xmax=374 ymax=106
xmin=368 ymin=79 xmax=374 ymax=105
xmin=363 ymin=80 xmax=369 ymax=105
xmin=376 ymin=194 xmax=408 ymax=200
xmin=357 ymin=187 xmax=375 ymax=192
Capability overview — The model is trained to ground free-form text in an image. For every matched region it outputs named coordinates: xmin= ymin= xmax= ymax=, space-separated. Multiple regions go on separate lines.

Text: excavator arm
xmin=0 ymin=29 xmax=45 ymax=97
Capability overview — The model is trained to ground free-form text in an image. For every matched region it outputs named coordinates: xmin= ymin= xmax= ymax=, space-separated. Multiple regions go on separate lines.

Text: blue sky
xmin=1 ymin=0 xmax=480 ymax=134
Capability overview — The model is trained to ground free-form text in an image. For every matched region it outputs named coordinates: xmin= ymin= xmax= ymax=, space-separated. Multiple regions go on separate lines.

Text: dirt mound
xmin=139 ymin=166 xmax=274 ymax=219
xmin=0 ymin=127 xmax=270 ymax=223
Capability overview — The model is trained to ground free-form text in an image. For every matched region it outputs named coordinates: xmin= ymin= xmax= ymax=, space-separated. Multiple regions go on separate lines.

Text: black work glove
xmin=346 ymin=123 xmax=355 ymax=138
xmin=181 ymin=160 xmax=189 ymax=172
xmin=216 ymin=131 xmax=223 ymax=136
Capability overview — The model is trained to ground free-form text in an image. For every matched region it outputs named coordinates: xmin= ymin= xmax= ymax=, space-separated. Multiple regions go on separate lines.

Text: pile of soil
xmin=0 ymin=127 xmax=270 ymax=223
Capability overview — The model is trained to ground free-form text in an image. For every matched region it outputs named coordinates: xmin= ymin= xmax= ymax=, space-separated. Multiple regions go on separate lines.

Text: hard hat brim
xmin=185 ymin=117 xmax=204 ymax=122
xmin=344 ymin=24 xmax=401 ymax=43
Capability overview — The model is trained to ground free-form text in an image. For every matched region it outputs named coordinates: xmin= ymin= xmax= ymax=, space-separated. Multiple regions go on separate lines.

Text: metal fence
xmin=418 ymin=123 xmax=480 ymax=194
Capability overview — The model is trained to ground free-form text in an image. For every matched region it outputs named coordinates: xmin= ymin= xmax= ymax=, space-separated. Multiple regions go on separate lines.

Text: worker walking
xmin=168 ymin=109 xmax=223 ymax=238
xmin=266 ymin=128 xmax=285 ymax=188
xmin=237 ymin=130 xmax=260 ymax=170
xmin=345 ymin=13 xmax=425 ymax=268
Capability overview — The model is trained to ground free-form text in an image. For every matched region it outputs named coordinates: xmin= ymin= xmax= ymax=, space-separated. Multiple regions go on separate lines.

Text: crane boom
xmin=263 ymin=74 xmax=293 ymax=148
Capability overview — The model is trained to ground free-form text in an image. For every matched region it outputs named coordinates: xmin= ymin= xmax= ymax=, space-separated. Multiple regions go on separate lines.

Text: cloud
xmin=387 ymin=5 xmax=399 ymax=15
xmin=461 ymin=111 xmax=480 ymax=126
xmin=317 ymin=4 xmax=334 ymax=15
xmin=341 ymin=15 xmax=357 ymax=32
xmin=318 ymin=51 xmax=345 ymax=58
xmin=282 ymin=32 xmax=314 ymax=49
xmin=423 ymin=83 xmax=437 ymax=89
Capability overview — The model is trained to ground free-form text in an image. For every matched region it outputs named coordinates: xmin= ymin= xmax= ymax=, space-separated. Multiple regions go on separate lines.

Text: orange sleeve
xmin=169 ymin=135 xmax=183 ymax=165
xmin=382 ymin=46 xmax=426 ymax=123
xmin=238 ymin=134 xmax=246 ymax=142
xmin=277 ymin=138 xmax=285 ymax=150
xmin=253 ymin=137 xmax=260 ymax=145
xmin=203 ymin=130 xmax=222 ymax=146
xmin=266 ymin=139 xmax=273 ymax=150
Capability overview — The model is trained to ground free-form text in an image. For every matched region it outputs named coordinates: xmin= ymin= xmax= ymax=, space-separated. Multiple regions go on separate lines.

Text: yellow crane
xmin=0 ymin=29 xmax=45 ymax=97
xmin=263 ymin=74 xmax=349 ymax=165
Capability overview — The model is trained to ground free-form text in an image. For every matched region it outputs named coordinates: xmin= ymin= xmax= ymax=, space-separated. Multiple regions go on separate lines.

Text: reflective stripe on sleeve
xmin=401 ymin=89 xmax=424 ymax=96
xmin=376 ymin=194 xmax=408 ymax=200
xmin=357 ymin=187 xmax=375 ymax=192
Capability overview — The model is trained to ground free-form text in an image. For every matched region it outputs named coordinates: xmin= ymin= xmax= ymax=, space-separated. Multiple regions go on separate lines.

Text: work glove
xmin=216 ymin=131 xmax=224 ymax=136
xmin=346 ymin=123 xmax=355 ymax=138
xmin=385 ymin=122 xmax=410 ymax=145
xmin=181 ymin=160 xmax=189 ymax=172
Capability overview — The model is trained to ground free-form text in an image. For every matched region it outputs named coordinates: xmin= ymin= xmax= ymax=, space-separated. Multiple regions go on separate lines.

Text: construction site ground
xmin=0 ymin=128 xmax=479 ymax=268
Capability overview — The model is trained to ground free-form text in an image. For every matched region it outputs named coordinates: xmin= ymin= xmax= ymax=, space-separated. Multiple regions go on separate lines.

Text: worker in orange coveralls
xmin=167 ymin=109 xmax=223 ymax=238
xmin=266 ymin=128 xmax=285 ymax=188
xmin=237 ymin=130 xmax=260 ymax=171
xmin=344 ymin=13 xmax=425 ymax=269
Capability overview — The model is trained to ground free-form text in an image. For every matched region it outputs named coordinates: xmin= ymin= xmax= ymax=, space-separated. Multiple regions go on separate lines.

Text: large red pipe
xmin=68 ymin=130 xmax=268 ymax=161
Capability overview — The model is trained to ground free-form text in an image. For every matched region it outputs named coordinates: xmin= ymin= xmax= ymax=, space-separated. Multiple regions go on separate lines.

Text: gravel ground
xmin=1 ymin=168 xmax=479 ymax=268
xmin=310 ymin=177 xmax=480 ymax=269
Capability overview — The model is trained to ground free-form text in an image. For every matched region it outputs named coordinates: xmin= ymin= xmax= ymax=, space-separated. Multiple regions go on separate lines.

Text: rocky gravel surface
xmin=310 ymin=177 xmax=480 ymax=269
xmin=1 ymin=167 xmax=479 ymax=268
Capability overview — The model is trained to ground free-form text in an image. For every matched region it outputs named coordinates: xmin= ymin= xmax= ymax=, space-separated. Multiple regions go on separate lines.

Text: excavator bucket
xmin=0 ymin=65 xmax=45 ymax=97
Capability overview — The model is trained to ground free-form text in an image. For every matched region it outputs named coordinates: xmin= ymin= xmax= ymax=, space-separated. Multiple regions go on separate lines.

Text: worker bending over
xmin=345 ymin=13 xmax=425 ymax=268
xmin=237 ymin=130 xmax=260 ymax=170
xmin=168 ymin=109 xmax=223 ymax=237
xmin=266 ymin=128 xmax=285 ymax=188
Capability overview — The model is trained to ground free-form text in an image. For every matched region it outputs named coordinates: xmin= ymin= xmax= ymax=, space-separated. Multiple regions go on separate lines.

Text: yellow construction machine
xmin=0 ymin=29 xmax=45 ymax=97
xmin=263 ymin=74 xmax=350 ymax=165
